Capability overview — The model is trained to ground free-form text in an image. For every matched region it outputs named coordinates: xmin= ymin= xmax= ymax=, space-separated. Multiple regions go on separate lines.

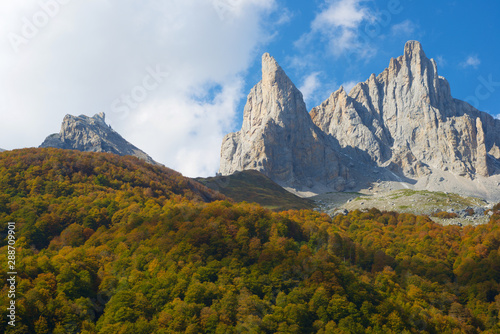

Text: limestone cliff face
xmin=311 ymin=41 xmax=498 ymax=178
xmin=219 ymin=54 xmax=348 ymax=190
xmin=40 ymin=113 xmax=157 ymax=164
xmin=220 ymin=41 xmax=500 ymax=195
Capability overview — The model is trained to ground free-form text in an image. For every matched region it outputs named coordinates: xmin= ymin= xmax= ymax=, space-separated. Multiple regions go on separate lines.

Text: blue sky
xmin=244 ymin=0 xmax=500 ymax=116
xmin=0 ymin=0 xmax=499 ymax=176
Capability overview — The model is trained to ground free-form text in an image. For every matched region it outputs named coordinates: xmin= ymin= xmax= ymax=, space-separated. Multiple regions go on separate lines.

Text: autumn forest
xmin=1 ymin=149 xmax=500 ymax=333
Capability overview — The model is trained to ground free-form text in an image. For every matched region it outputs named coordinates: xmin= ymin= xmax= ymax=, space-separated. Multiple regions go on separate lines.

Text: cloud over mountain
xmin=0 ymin=0 xmax=277 ymax=176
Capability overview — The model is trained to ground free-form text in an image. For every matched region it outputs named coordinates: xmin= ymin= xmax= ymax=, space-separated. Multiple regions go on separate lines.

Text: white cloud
xmin=341 ymin=80 xmax=358 ymax=93
xmin=436 ymin=55 xmax=447 ymax=68
xmin=124 ymin=78 xmax=244 ymax=177
xmin=312 ymin=0 xmax=369 ymax=30
xmin=390 ymin=20 xmax=416 ymax=36
xmin=299 ymin=72 xmax=322 ymax=107
xmin=297 ymin=0 xmax=374 ymax=58
xmin=0 ymin=0 xmax=277 ymax=177
xmin=276 ymin=7 xmax=293 ymax=25
xmin=460 ymin=55 xmax=481 ymax=69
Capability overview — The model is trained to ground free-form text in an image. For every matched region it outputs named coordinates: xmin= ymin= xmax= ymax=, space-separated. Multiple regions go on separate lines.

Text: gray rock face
xmin=40 ymin=112 xmax=157 ymax=164
xmin=219 ymin=53 xmax=348 ymax=190
xmin=311 ymin=41 xmax=500 ymax=178
xmin=220 ymin=41 xmax=500 ymax=197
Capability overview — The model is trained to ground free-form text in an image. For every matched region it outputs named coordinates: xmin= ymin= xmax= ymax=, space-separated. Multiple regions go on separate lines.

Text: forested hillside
xmin=0 ymin=149 xmax=224 ymax=249
xmin=1 ymin=149 xmax=500 ymax=333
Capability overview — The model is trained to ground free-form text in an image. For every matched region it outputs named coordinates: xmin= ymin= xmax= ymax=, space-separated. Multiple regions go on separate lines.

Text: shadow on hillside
xmin=324 ymin=132 xmax=418 ymax=190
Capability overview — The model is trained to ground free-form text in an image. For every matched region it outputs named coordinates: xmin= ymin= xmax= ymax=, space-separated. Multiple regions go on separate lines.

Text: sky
xmin=1 ymin=0 xmax=499 ymax=177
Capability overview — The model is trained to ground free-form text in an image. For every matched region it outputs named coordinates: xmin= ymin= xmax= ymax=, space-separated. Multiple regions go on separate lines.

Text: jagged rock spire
xmin=403 ymin=40 xmax=426 ymax=59
xmin=220 ymin=53 xmax=348 ymax=191
xmin=241 ymin=53 xmax=309 ymax=134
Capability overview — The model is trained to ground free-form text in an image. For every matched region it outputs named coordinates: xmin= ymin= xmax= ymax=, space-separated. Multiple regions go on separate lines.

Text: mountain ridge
xmin=220 ymin=41 xmax=500 ymax=200
xmin=311 ymin=40 xmax=499 ymax=178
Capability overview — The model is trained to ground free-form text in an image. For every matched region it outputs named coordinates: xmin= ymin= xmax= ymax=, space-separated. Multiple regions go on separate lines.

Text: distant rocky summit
xmin=220 ymin=41 xmax=500 ymax=200
xmin=0 ymin=149 xmax=5 ymax=152
xmin=40 ymin=113 xmax=157 ymax=164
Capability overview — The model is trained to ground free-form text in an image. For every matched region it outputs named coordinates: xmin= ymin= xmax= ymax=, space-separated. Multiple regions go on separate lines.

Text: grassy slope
xmin=344 ymin=189 xmax=487 ymax=214
xmin=196 ymin=170 xmax=315 ymax=211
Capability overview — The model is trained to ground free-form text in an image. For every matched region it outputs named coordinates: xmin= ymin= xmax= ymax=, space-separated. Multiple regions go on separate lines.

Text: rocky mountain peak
xmin=220 ymin=53 xmax=348 ymax=191
xmin=221 ymin=41 xmax=500 ymax=198
xmin=93 ymin=112 xmax=106 ymax=123
xmin=400 ymin=40 xmax=435 ymax=77
xmin=261 ymin=53 xmax=284 ymax=84
xmin=377 ymin=40 xmax=436 ymax=89
xmin=403 ymin=40 xmax=426 ymax=60
xmin=316 ymin=41 xmax=500 ymax=179
xmin=241 ymin=52 xmax=308 ymax=134
xmin=40 ymin=113 xmax=157 ymax=165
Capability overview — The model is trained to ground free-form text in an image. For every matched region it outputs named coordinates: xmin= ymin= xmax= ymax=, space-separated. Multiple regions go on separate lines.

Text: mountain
xmin=220 ymin=41 xmax=500 ymax=200
xmin=311 ymin=41 xmax=500 ymax=178
xmin=220 ymin=53 xmax=352 ymax=192
xmin=196 ymin=169 xmax=315 ymax=211
xmin=40 ymin=112 xmax=157 ymax=164
xmin=0 ymin=149 xmax=4 ymax=152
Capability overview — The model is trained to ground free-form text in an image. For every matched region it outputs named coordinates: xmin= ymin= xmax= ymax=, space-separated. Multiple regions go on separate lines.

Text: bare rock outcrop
xmin=40 ymin=113 xmax=157 ymax=164
xmin=220 ymin=41 xmax=500 ymax=197
xmin=219 ymin=54 xmax=348 ymax=190
xmin=311 ymin=41 xmax=498 ymax=178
